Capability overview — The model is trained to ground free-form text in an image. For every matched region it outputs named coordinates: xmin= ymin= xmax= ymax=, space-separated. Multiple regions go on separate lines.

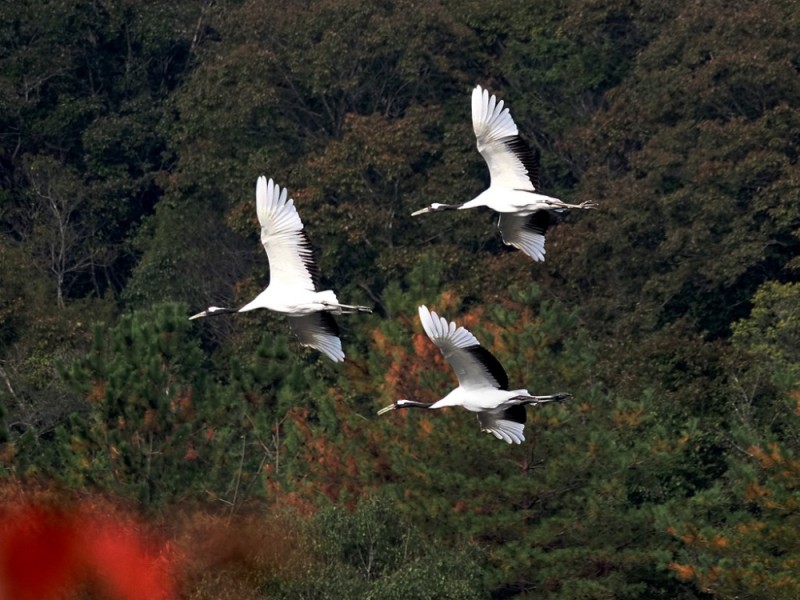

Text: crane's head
xmin=411 ymin=203 xmax=458 ymax=216
xmin=189 ymin=306 xmax=235 ymax=320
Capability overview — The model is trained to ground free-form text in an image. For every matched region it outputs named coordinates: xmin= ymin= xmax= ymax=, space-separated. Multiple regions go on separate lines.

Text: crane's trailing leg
xmin=320 ymin=300 xmax=372 ymax=314
xmin=515 ymin=392 xmax=572 ymax=406
xmin=545 ymin=199 xmax=598 ymax=211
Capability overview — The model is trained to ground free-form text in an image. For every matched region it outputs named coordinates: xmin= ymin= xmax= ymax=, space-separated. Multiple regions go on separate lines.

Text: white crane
xmin=190 ymin=176 xmax=371 ymax=362
xmin=412 ymin=85 xmax=596 ymax=261
xmin=377 ymin=305 xmax=570 ymax=443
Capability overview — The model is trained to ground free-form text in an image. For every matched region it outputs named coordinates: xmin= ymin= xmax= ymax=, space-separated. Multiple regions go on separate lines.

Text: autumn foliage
xmin=0 ymin=491 xmax=176 ymax=600
xmin=2 ymin=0 xmax=800 ymax=598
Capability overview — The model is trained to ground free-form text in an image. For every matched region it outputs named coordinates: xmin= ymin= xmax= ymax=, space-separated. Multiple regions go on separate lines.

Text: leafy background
xmin=1 ymin=0 xmax=799 ymax=598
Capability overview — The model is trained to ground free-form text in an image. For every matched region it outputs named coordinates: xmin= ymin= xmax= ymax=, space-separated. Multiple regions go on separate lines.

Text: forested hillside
xmin=1 ymin=0 xmax=799 ymax=598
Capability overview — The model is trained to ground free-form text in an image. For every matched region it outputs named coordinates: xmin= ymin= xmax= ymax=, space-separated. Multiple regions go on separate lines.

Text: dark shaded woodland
xmin=1 ymin=1 xmax=799 ymax=598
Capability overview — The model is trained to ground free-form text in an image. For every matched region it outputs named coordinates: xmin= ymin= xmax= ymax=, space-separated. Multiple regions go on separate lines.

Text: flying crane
xmin=190 ymin=176 xmax=371 ymax=362
xmin=377 ymin=305 xmax=570 ymax=443
xmin=412 ymin=85 xmax=596 ymax=261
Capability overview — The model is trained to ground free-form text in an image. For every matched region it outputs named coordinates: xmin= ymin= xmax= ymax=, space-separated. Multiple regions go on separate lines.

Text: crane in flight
xmin=412 ymin=85 xmax=596 ymax=261
xmin=190 ymin=176 xmax=371 ymax=362
xmin=377 ymin=305 xmax=570 ymax=443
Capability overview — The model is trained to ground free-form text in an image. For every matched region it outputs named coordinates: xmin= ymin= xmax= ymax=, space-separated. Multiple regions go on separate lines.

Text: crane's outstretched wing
xmin=256 ymin=177 xmax=320 ymax=292
xmin=472 ymin=85 xmax=540 ymax=191
xmin=498 ymin=211 xmax=549 ymax=261
xmin=418 ymin=305 xmax=509 ymax=391
xmin=477 ymin=405 xmax=526 ymax=444
xmin=286 ymin=311 xmax=344 ymax=362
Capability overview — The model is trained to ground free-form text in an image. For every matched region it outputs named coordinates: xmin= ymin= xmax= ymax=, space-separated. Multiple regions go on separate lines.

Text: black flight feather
xmin=316 ymin=311 xmax=340 ymax=337
xmin=503 ymin=136 xmax=540 ymax=189
xmin=464 ymin=345 xmax=509 ymax=390
xmin=502 ymin=404 xmax=527 ymax=425
xmin=295 ymin=229 xmax=321 ymax=290
xmin=524 ymin=211 xmax=549 ymax=236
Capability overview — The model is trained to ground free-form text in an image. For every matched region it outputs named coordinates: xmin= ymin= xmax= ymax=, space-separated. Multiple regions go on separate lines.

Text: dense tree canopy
xmin=1 ymin=0 xmax=799 ymax=598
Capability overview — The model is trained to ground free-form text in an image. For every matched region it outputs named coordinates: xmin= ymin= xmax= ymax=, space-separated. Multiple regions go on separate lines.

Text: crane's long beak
xmin=411 ymin=206 xmax=432 ymax=216
xmin=188 ymin=310 xmax=209 ymax=320
xmin=377 ymin=403 xmax=397 ymax=416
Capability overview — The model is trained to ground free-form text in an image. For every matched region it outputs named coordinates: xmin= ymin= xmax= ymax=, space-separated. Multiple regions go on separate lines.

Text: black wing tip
xmin=503 ymin=404 xmax=527 ymax=425
xmin=296 ymin=229 xmax=321 ymax=289
xmin=464 ymin=345 xmax=510 ymax=391
xmin=504 ymin=135 xmax=540 ymax=188
xmin=317 ymin=311 xmax=340 ymax=337
xmin=525 ymin=211 xmax=549 ymax=235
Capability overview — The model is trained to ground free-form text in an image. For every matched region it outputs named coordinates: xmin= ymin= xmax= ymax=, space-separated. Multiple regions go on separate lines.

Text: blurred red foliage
xmin=0 ymin=498 xmax=177 ymax=600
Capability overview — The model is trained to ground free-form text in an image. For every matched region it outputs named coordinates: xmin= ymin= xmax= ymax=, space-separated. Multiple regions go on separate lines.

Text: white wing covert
xmin=477 ymin=411 xmax=526 ymax=444
xmin=418 ymin=305 xmax=509 ymax=391
xmin=498 ymin=212 xmax=548 ymax=261
xmin=286 ymin=312 xmax=344 ymax=362
xmin=256 ymin=177 xmax=319 ymax=293
xmin=471 ymin=85 xmax=539 ymax=191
